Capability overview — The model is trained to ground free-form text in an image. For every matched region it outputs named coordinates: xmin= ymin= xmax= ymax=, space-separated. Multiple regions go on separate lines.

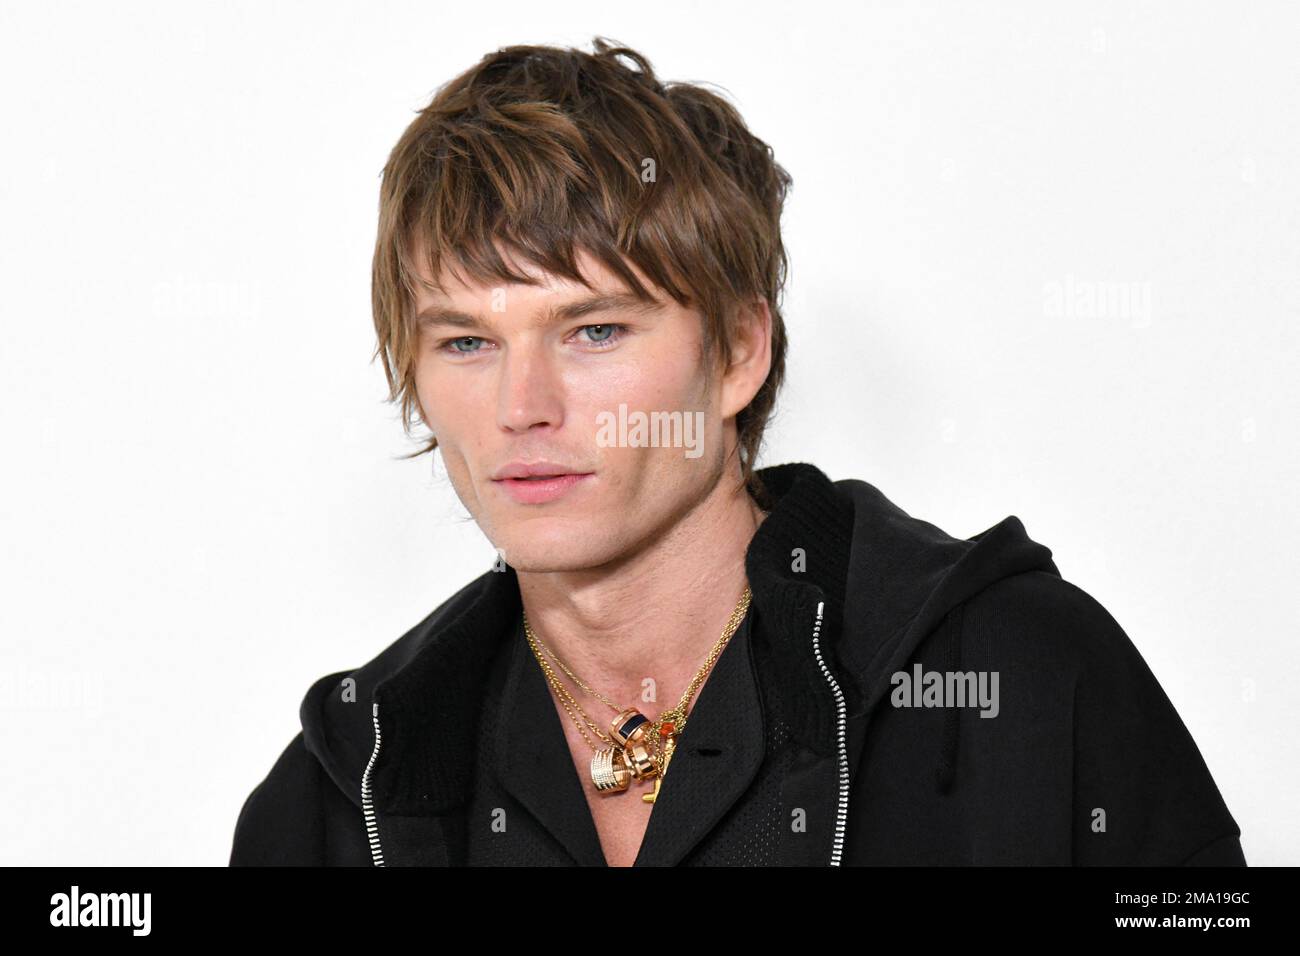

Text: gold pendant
xmin=592 ymin=710 xmax=658 ymax=793
xmin=590 ymin=747 xmax=631 ymax=792
xmin=642 ymin=734 xmax=677 ymax=804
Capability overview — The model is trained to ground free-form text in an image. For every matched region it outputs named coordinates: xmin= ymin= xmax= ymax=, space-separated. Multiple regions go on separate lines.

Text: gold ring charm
xmin=610 ymin=708 xmax=650 ymax=746
xmin=590 ymin=747 xmax=631 ymax=792
xmin=623 ymin=739 xmax=657 ymax=780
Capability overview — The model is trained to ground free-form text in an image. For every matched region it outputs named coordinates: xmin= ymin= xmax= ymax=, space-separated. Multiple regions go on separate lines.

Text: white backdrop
xmin=1 ymin=0 xmax=1295 ymax=866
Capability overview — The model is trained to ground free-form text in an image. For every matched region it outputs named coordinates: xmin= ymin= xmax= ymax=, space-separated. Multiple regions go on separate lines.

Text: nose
xmin=497 ymin=342 xmax=565 ymax=435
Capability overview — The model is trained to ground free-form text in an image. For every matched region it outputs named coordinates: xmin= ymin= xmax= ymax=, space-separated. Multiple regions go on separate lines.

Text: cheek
xmin=414 ymin=363 xmax=467 ymax=434
xmin=576 ymin=350 xmax=702 ymax=412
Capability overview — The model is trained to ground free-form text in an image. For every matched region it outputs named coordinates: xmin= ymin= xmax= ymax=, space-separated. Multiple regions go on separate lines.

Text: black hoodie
xmin=229 ymin=461 xmax=1245 ymax=866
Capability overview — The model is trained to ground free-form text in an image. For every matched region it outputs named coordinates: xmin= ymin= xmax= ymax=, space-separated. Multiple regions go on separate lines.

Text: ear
xmin=719 ymin=298 xmax=773 ymax=420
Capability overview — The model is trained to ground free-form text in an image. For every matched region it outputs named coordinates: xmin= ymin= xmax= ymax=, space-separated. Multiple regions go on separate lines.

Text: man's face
xmin=411 ymin=246 xmax=758 ymax=574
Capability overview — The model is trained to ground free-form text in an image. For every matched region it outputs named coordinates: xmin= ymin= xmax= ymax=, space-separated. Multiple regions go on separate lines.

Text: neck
xmin=516 ymin=471 xmax=767 ymax=712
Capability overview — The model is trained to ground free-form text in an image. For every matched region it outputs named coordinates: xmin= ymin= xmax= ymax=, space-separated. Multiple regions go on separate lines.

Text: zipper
xmin=362 ymin=700 xmax=386 ymax=866
xmin=809 ymin=599 xmax=849 ymax=865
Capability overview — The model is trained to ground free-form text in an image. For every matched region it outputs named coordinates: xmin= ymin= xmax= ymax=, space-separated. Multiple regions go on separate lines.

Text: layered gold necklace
xmin=522 ymin=586 xmax=752 ymax=804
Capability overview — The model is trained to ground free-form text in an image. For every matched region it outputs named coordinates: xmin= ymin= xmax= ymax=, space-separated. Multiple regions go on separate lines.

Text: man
xmin=229 ymin=38 xmax=1244 ymax=866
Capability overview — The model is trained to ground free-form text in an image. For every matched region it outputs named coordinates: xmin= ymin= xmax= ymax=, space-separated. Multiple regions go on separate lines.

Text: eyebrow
xmin=415 ymin=292 xmax=664 ymax=330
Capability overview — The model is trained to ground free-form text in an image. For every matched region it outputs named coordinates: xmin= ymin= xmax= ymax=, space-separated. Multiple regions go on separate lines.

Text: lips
xmin=491 ymin=460 xmax=590 ymax=481
xmin=492 ymin=471 xmax=593 ymax=504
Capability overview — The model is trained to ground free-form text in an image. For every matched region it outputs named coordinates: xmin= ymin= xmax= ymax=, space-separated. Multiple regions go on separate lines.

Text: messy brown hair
xmin=370 ymin=36 xmax=792 ymax=503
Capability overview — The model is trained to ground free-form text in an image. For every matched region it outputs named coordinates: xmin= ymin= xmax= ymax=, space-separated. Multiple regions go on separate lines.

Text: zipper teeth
xmin=809 ymin=599 xmax=849 ymax=866
xmin=361 ymin=701 xmax=386 ymax=866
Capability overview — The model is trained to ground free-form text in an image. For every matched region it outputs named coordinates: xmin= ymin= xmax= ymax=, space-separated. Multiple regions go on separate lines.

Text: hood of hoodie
xmin=299 ymin=461 xmax=1059 ymax=818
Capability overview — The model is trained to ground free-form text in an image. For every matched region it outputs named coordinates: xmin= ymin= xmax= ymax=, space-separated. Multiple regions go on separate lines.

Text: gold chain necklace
xmin=522 ymin=585 xmax=752 ymax=803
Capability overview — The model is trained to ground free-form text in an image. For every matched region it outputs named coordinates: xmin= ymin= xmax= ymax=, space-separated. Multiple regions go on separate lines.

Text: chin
xmin=492 ymin=523 xmax=618 ymax=573
xmin=501 ymin=550 xmax=608 ymax=574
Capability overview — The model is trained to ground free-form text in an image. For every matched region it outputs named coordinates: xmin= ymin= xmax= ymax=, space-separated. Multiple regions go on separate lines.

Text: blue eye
xmin=579 ymin=324 xmax=624 ymax=348
xmin=448 ymin=336 xmax=483 ymax=353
